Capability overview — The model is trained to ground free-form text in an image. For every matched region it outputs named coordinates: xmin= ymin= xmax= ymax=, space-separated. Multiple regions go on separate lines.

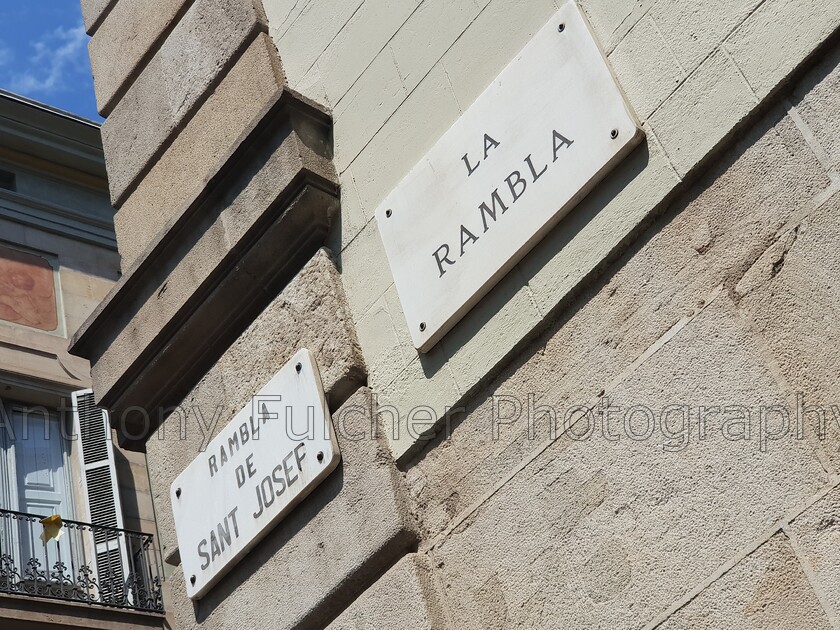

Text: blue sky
xmin=0 ymin=2 xmax=101 ymax=121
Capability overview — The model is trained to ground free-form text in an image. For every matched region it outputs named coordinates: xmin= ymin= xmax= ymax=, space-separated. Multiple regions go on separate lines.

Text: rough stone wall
xmin=78 ymin=0 xmax=840 ymax=628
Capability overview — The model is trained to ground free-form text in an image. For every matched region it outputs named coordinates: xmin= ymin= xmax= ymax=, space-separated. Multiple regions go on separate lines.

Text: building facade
xmin=73 ymin=0 xmax=840 ymax=628
xmin=0 ymin=91 xmax=165 ymax=629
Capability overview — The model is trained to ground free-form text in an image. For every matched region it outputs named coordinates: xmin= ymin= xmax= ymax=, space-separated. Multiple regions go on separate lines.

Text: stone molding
xmin=69 ymin=89 xmax=340 ymax=448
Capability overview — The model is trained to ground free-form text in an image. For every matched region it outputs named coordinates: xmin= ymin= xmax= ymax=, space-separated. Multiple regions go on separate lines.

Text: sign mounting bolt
xmin=190 ymin=575 xmax=196 ymax=585
xmin=317 ymin=451 xmax=324 ymax=463
xmin=385 ymin=209 xmax=393 ymax=218
xmin=557 ymin=23 xmax=565 ymax=32
xmin=419 ymin=322 xmax=427 ymax=332
xmin=175 ymin=487 xmax=181 ymax=498
xmin=295 ymin=362 xmax=302 ymax=373
xmin=610 ymin=128 xmax=619 ymax=139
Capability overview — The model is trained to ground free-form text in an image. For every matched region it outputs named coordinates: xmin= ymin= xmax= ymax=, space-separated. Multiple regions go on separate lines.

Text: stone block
xmin=101 ymin=0 xmax=267 ymax=206
xmin=649 ymin=0 xmax=762 ymax=75
xmin=389 ymin=0 xmax=480 ymax=93
xmin=268 ymin=0 xmax=365 ymax=90
xmin=441 ymin=268 xmax=542 ymax=396
xmin=326 ymin=168 xmax=369 ymax=255
xmin=440 ymin=0 xmax=557 ymax=113
xmin=333 ymin=49 xmax=407 ymax=172
xmin=736 ymin=190 xmax=840 ymax=472
xmin=649 ymin=49 xmax=757 ymax=177
xmin=658 ymin=534 xmax=831 ymax=629
xmin=725 ymin=0 xmax=840 ymax=100
xmin=354 ymin=294 xmax=411 ymax=393
xmin=327 ymin=554 xmax=447 ymax=630
xmin=318 ymin=0 xmax=418 ymax=106
xmin=348 ymin=64 xmax=460 ymax=211
xmin=340 ymin=221 xmax=394 ymax=319
xmin=71 ymin=93 xmax=340 ymax=446
xmin=608 ymin=15 xmax=685 ymax=121
xmin=80 ymin=0 xmax=118 ymax=34
xmin=792 ymin=44 xmax=840 ymax=169
xmin=426 ymin=297 xmax=826 ymax=628
xmin=379 ymin=352 xmax=461 ymax=463
xmin=89 ymin=0 xmax=192 ymax=116
xmin=788 ymin=487 xmax=840 ymax=618
xmin=214 ymin=248 xmax=367 ymax=412
xmin=577 ymin=0 xmax=650 ymax=53
xmin=153 ymin=388 xmax=419 ymax=629
xmin=113 ymin=33 xmax=286 ymax=268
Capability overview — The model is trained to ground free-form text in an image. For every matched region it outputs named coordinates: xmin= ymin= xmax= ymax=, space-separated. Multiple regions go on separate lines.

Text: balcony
xmin=0 ymin=508 xmax=164 ymax=617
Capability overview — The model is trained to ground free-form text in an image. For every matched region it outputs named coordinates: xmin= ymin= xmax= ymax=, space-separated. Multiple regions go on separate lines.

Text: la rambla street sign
xmin=170 ymin=349 xmax=340 ymax=600
xmin=376 ymin=1 xmax=644 ymax=352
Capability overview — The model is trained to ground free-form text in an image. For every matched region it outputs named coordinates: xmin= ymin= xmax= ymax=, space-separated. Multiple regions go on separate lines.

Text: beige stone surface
xmin=658 ymin=534 xmax=831 ymax=629
xmin=789 ymin=487 xmax=840 ymax=620
xmin=736 ymin=190 xmax=840 ymax=472
xmin=406 ymin=101 xmax=831 ymax=541
xmin=114 ymin=33 xmax=286 ymax=269
xmin=608 ymin=15 xmax=685 ymax=121
xmin=440 ymin=0 xmax=557 ymax=114
xmin=649 ymin=49 xmax=757 ymax=177
xmin=792 ymin=44 xmax=840 ymax=169
xmin=345 ymin=63 xmax=460 ymax=209
xmin=268 ymin=0 xmax=365 ymax=92
xmin=426 ymin=297 xmax=826 ymax=629
xmin=327 ymin=554 xmax=447 ymax=630
xmin=316 ymin=0 xmax=418 ymax=106
xmin=649 ymin=0 xmax=763 ymax=75
xmin=101 ymin=0 xmax=267 ymax=206
xmin=328 ymin=168 xmax=369 ymax=254
xmin=80 ymin=0 xmax=117 ymax=34
xmin=577 ymin=0 xmax=652 ymax=53
xmin=155 ymin=388 xmax=417 ymax=630
xmin=332 ymin=49 xmax=408 ymax=173
xmin=89 ymin=0 xmax=193 ymax=116
xmin=389 ymin=0 xmax=479 ymax=93
xmin=725 ymin=0 xmax=840 ymax=100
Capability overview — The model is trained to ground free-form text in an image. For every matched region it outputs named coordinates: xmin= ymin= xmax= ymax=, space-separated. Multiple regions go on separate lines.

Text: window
xmin=0 ymin=169 xmax=15 ymax=192
xmin=0 ymin=392 xmax=130 ymax=601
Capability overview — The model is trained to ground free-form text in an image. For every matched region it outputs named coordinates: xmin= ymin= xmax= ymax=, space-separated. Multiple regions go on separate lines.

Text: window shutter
xmin=71 ymin=389 xmax=130 ymax=602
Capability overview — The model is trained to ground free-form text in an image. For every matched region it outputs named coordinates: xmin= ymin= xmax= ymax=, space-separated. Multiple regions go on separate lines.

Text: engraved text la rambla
xmin=432 ymin=129 xmax=575 ymax=277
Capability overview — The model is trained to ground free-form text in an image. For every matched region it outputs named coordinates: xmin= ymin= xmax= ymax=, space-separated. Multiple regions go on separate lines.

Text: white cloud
xmin=10 ymin=24 xmax=88 ymax=95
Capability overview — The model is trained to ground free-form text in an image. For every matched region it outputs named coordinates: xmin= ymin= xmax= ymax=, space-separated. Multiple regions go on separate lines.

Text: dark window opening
xmin=0 ymin=169 xmax=15 ymax=191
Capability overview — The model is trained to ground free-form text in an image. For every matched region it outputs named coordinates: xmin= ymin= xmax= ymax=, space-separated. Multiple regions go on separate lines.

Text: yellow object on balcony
xmin=39 ymin=514 xmax=64 ymax=543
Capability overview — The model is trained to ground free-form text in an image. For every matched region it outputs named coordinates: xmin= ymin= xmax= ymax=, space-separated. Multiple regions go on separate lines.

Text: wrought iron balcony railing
xmin=0 ymin=509 xmax=164 ymax=613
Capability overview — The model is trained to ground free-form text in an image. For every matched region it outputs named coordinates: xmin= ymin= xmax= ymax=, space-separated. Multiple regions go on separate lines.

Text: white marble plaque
xmin=170 ymin=349 xmax=340 ymax=600
xmin=376 ymin=1 xmax=643 ymax=352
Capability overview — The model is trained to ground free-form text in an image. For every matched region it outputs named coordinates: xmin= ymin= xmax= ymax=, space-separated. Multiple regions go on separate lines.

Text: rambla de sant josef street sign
xmin=376 ymin=1 xmax=644 ymax=352
xmin=170 ymin=349 xmax=340 ymax=600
